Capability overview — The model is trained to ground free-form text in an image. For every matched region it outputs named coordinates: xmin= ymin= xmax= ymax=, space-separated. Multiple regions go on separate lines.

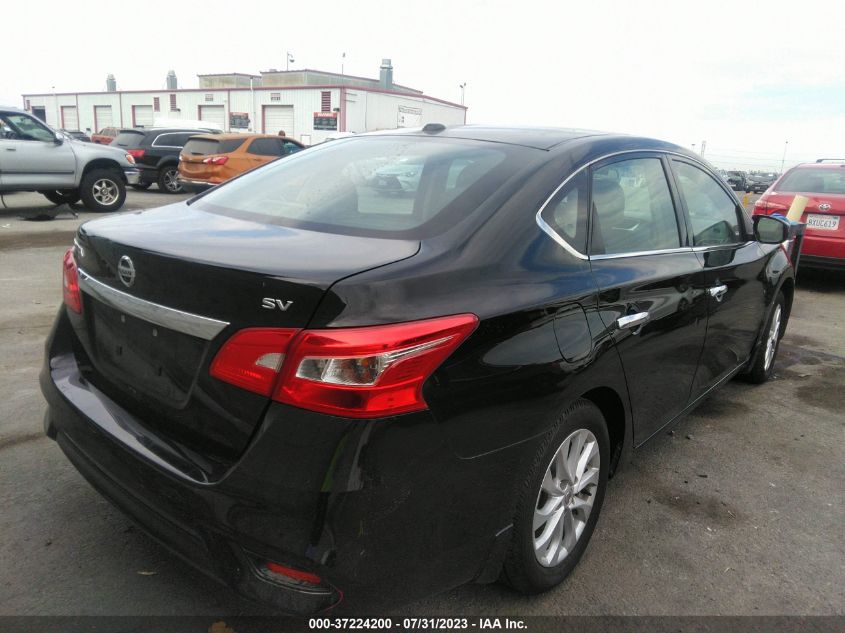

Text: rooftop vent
xmin=166 ymin=70 xmax=178 ymax=90
xmin=106 ymin=74 xmax=116 ymax=92
xmin=379 ymin=59 xmax=393 ymax=90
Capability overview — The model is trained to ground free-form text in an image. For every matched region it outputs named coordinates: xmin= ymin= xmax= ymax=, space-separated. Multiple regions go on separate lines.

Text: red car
xmin=753 ymin=160 xmax=845 ymax=270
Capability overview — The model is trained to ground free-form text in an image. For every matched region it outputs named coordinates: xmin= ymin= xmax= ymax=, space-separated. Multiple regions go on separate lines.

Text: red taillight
xmin=209 ymin=314 xmax=478 ymax=418
xmin=277 ymin=314 xmax=478 ymax=418
xmin=62 ymin=248 xmax=82 ymax=313
xmin=209 ymin=328 xmax=299 ymax=396
xmin=202 ymin=156 xmax=228 ymax=165
xmin=265 ymin=562 xmax=322 ymax=585
xmin=127 ymin=149 xmax=145 ymax=159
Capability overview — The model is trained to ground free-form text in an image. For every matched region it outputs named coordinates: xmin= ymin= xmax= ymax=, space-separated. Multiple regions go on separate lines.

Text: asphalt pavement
xmin=0 ymin=190 xmax=842 ymax=616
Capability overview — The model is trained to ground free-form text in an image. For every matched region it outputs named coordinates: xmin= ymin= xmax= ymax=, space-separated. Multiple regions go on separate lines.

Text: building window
xmin=205 ymin=94 xmax=213 ymax=102
xmin=169 ymin=93 xmax=177 ymax=111
xmin=270 ymin=93 xmax=281 ymax=101
xmin=321 ymin=91 xmax=331 ymax=112
xmin=153 ymin=97 xmax=160 ymax=112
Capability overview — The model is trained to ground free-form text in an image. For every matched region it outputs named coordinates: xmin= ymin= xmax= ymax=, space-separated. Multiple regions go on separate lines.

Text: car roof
xmin=187 ymin=133 xmax=287 ymax=141
xmin=792 ymin=162 xmax=845 ymax=169
xmin=364 ymin=124 xmax=608 ymax=150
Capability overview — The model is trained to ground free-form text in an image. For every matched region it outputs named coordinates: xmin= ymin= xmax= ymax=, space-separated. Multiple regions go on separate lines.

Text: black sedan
xmin=41 ymin=125 xmax=796 ymax=613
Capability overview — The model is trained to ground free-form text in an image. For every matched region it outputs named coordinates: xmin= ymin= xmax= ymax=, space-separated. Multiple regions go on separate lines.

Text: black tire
xmin=131 ymin=183 xmax=152 ymax=191
xmin=41 ymin=190 xmax=80 ymax=206
xmin=742 ymin=292 xmax=786 ymax=384
xmin=79 ymin=168 xmax=126 ymax=213
xmin=157 ymin=165 xmax=182 ymax=193
xmin=501 ymin=399 xmax=610 ymax=594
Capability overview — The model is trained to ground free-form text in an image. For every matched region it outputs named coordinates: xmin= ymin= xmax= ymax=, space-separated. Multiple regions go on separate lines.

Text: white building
xmin=20 ymin=60 xmax=466 ymax=145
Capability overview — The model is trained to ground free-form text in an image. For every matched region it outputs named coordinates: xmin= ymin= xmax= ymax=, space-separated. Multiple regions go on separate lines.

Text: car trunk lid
xmin=71 ymin=202 xmax=419 ymax=466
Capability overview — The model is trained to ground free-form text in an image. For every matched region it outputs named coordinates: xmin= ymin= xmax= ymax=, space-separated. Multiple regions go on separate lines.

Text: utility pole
xmin=780 ymin=140 xmax=789 ymax=173
xmin=700 ymin=140 xmax=706 ymax=156
xmin=286 ymin=52 xmax=295 ymax=71
xmin=341 ymin=52 xmax=346 ymax=76
xmin=459 ymin=82 xmax=466 ymax=106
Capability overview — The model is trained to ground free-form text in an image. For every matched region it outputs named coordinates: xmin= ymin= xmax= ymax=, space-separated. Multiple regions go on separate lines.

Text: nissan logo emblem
xmin=818 ymin=203 xmax=832 ymax=211
xmin=117 ymin=256 xmax=136 ymax=288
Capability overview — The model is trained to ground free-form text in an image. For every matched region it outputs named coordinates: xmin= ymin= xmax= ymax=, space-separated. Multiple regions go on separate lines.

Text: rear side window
xmin=113 ymin=131 xmax=145 ymax=148
xmin=248 ymin=138 xmax=283 ymax=157
xmin=183 ymin=138 xmax=245 ymax=156
xmin=776 ymin=168 xmax=845 ymax=194
xmin=153 ymin=132 xmax=196 ymax=148
xmin=590 ymin=158 xmax=681 ymax=255
xmin=282 ymin=141 xmax=302 ymax=155
xmin=539 ymin=171 xmax=589 ymax=254
xmin=194 ymin=136 xmax=521 ymax=238
xmin=672 ymin=161 xmax=743 ymax=246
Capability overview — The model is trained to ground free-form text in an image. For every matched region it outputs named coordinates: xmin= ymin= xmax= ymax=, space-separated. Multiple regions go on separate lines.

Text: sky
xmin=3 ymin=0 xmax=845 ymax=171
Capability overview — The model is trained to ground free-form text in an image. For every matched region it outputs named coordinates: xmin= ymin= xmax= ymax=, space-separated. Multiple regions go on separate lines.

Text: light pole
xmin=341 ymin=52 xmax=346 ymax=77
xmin=459 ymin=82 xmax=466 ymax=105
xmin=780 ymin=140 xmax=789 ymax=173
xmin=286 ymin=52 xmax=295 ymax=71
xmin=53 ymin=86 xmax=58 ymax=128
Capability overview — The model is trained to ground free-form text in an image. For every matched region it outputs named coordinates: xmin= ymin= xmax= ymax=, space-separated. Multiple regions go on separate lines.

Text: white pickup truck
xmin=0 ymin=106 xmax=140 ymax=212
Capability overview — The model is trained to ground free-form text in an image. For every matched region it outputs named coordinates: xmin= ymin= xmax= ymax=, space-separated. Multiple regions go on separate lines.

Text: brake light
xmin=265 ymin=562 xmax=322 ymax=585
xmin=124 ymin=153 xmax=135 ymax=165
xmin=209 ymin=314 xmax=478 ymax=418
xmin=127 ymin=149 xmax=145 ymax=159
xmin=202 ymin=156 xmax=228 ymax=165
xmin=209 ymin=328 xmax=299 ymax=396
xmin=62 ymin=248 xmax=82 ymax=314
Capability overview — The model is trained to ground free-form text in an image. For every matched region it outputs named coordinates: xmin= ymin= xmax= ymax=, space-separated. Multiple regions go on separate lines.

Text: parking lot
xmin=0 ymin=190 xmax=843 ymax=616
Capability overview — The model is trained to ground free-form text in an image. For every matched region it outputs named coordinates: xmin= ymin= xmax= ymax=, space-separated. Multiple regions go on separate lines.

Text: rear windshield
xmin=777 ymin=168 xmax=845 ymax=194
xmin=113 ymin=131 xmax=145 ymax=149
xmin=183 ymin=138 xmax=246 ymax=156
xmin=193 ymin=136 xmax=532 ymax=238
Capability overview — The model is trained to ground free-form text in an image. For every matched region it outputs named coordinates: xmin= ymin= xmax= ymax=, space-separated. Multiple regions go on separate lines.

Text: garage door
xmin=61 ymin=106 xmax=78 ymax=130
xmin=263 ymin=105 xmax=294 ymax=136
xmin=199 ymin=105 xmax=225 ymax=130
xmin=132 ymin=105 xmax=154 ymax=127
xmin=94 ymin=105 xmax=113 ymax=131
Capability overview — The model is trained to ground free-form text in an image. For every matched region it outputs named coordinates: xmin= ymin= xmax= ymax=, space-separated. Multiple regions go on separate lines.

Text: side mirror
xmin=54 ymin=132 xmax=64 ymax=145
xmin=753 ymin=214 xmax=789 ymax=244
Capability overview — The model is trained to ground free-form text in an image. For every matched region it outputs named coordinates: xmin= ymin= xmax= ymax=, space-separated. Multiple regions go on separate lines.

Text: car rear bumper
xmin=800 ymin=254 xmax=845 ymax=270
xmin=39 ymin=308 xmax=516 ymax=612
xmin=801 ymin=233 xmax=844 ymax=265
xmin=177 ymin=177 xmax=214 ymax=194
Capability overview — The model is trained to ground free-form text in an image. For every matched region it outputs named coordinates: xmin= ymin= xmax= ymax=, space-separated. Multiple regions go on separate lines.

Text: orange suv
xmin=178 ymin=134 xmax=304 ymax=193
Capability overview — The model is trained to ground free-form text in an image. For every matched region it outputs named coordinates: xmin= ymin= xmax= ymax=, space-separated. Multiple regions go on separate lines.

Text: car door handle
xmin=708 ymin=284 xmax=728 ymax=302
xmin=616 ymin=311 xmax=650 ymax=333
xmin=5 ymin=147 xmax=16 ymax=151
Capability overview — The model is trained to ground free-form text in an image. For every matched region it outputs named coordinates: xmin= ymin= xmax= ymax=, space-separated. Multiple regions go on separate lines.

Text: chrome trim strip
xmin=535 ymin=148 xmax=724 ymax=260
xmin=591 ymin=247 xmax=693 ymax=260
xmin=77 ymin=269 xmax=229 ymax=341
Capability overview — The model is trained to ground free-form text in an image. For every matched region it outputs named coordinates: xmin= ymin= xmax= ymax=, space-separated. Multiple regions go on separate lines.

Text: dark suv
xmin=113 ymin=128 xmax=218 ymax=193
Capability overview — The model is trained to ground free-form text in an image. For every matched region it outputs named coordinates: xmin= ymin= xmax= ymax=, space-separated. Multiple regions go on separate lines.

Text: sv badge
xmin=262 ymin=298 xmax=294 ymax=311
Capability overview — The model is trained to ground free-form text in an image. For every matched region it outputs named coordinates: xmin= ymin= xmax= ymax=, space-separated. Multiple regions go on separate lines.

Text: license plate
xmin=806 ymin=214 xmax=840 ymax=230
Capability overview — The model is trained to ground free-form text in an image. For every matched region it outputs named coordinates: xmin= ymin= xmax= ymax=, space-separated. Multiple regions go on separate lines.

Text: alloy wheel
xmin=764 ymin=305 xmax=782 ymax=371
xmin=163 ymin=169 xmax=181 ymax=192
xmin=533 ymin=428 xmax=600 ymax=567
xmin=92 ymin=179 xmax=118 ymax=206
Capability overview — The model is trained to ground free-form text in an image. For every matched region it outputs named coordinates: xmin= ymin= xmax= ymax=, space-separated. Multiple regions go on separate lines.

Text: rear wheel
xmin=742 ymin=292 xmax=786 ymax=384
xmin=41 ymin=190 xmax=80 ymax=206
xmin=157 ymin=166 xmax=182 ymax=193
xmin=79 ymin=168 xmax=126 ymax=213
xmin=502 ymin=399 xmax=609 ymax=594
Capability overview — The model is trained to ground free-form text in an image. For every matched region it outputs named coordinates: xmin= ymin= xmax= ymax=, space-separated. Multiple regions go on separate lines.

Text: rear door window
xmin=589 ymin=157 xmax=681 ymax=255
xmin=248 ymin=138 xmax=284 ymax=157
xmin=672 ymin=160 xmax=743 ymax=246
